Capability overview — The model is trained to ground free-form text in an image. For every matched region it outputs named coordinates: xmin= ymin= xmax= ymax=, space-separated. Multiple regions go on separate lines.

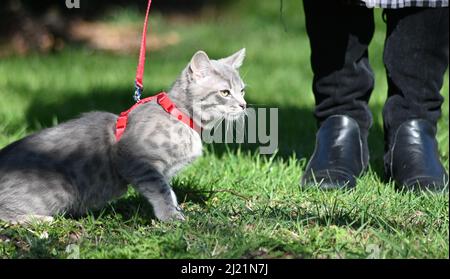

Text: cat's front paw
xmin=155 ymin=207 xmax=186 ymax=222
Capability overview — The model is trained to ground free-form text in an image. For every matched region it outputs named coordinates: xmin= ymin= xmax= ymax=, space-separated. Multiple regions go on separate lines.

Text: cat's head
xmin=183 ymin=49 xmax=247 ymax=126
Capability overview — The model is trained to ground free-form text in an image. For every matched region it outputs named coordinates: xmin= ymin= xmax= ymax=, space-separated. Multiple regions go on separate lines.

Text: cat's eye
xmin=241 ymin=88 xmax=246 ymax=96
xmin=220 ymin=90 xmax=231 ymax=97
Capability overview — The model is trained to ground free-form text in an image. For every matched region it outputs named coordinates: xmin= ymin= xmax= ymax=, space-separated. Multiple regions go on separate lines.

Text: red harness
xmin=114 ymin=92 xmax=200 ymax=141
xmin=114 ymin=0 xmax=200 ymax=141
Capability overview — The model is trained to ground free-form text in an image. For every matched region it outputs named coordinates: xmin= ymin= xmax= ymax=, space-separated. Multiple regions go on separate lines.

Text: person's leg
xmin=383 ymin=7 xmax=449 ymax=190
xmin=304 ymin=0 xmax=375 ymax=140
xmin=383 ymin=7 xmax=449 ymax=145
xmin=301 ymin=1 xmax=374 ymax=189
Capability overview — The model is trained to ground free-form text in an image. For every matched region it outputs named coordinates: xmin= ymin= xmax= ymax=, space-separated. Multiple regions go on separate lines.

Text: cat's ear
xmin=189 ymin=51 xmax=212 ymax=79
xmin=220 ymin=48 xmax=246 ymax=70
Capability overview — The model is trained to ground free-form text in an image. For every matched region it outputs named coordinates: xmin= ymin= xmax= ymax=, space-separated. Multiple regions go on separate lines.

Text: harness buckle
xmin=133 ymin=82 xmax=143 ymax=102
xmin=157 ymin=93 xmax=174 ymax=113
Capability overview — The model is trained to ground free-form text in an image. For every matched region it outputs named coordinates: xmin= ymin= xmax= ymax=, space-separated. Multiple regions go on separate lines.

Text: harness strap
xmin=115 ymin=93 xmax=200 ymax=141
xmin=115 ymin=94 xmax=157 ymax=141
xmin=156 ymin=94 xmax=200 ymax=133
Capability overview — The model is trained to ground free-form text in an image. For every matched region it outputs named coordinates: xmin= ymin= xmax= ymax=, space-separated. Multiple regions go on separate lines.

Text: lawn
xmin=0 ymin=1 xmax=448 ymax=259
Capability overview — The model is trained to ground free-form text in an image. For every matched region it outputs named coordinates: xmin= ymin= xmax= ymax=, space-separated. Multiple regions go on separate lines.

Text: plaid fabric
xmin=349 ymin=0 xmax=448 ymax=8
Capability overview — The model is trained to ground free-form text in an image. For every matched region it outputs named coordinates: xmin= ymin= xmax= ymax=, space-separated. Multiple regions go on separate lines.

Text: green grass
xmin=0 ymin=1 xmax=448 ymax=259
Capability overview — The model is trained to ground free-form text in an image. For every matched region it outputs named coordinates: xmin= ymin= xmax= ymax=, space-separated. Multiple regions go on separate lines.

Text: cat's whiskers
xmin=246 ymin=103 xmax=268 ymax=107
xmin=205 ymin=114 xmax=226 ymax=132
xmin=225 ymin=118 xmax=231 ymax=141
xmin=242 ymin=110 xmax=247 ymax=142
xmin=241 ymin=68 xmax=251 ymax=81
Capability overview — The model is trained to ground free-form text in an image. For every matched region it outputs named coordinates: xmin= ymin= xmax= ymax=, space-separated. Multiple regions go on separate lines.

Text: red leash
xmin=115 ymin=0 xmax=200 ymax=141
xmin=133 ymin=0 xmax=152 ymax=101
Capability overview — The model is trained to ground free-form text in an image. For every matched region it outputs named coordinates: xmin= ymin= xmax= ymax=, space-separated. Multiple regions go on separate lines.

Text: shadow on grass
xmin=262 ymin=204 xmax=364 ymax=229
xmin=24 ymin=84 xmax=387 ymax=174
xmin=1 ymin=227 xmax=66 ymax=258
xmin=204 ymin=102 xmax=318 ymax=161
xmin=89 ymin=183 xmax=211 ymax=222
xmin=25 ymin=86 xmax=320 ymax=159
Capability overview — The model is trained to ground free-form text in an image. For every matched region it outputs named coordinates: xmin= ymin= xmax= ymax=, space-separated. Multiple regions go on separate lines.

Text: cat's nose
xmin=239 ymin=103 xmax=246 ymax=110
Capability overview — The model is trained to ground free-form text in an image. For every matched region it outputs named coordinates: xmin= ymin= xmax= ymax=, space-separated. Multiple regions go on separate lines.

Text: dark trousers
xmin=303 ymin=1 xmax=449 ymax=148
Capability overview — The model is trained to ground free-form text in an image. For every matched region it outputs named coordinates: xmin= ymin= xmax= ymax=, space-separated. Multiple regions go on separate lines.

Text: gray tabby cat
xmin=0 ymin=49 xmax=247 ymax=223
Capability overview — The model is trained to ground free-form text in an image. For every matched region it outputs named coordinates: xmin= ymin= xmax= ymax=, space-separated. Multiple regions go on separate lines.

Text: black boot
xmin=385 ymin=119 xmax=449 ymax=192
xmin=301 ymin=115 xmax=369 ymax=189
